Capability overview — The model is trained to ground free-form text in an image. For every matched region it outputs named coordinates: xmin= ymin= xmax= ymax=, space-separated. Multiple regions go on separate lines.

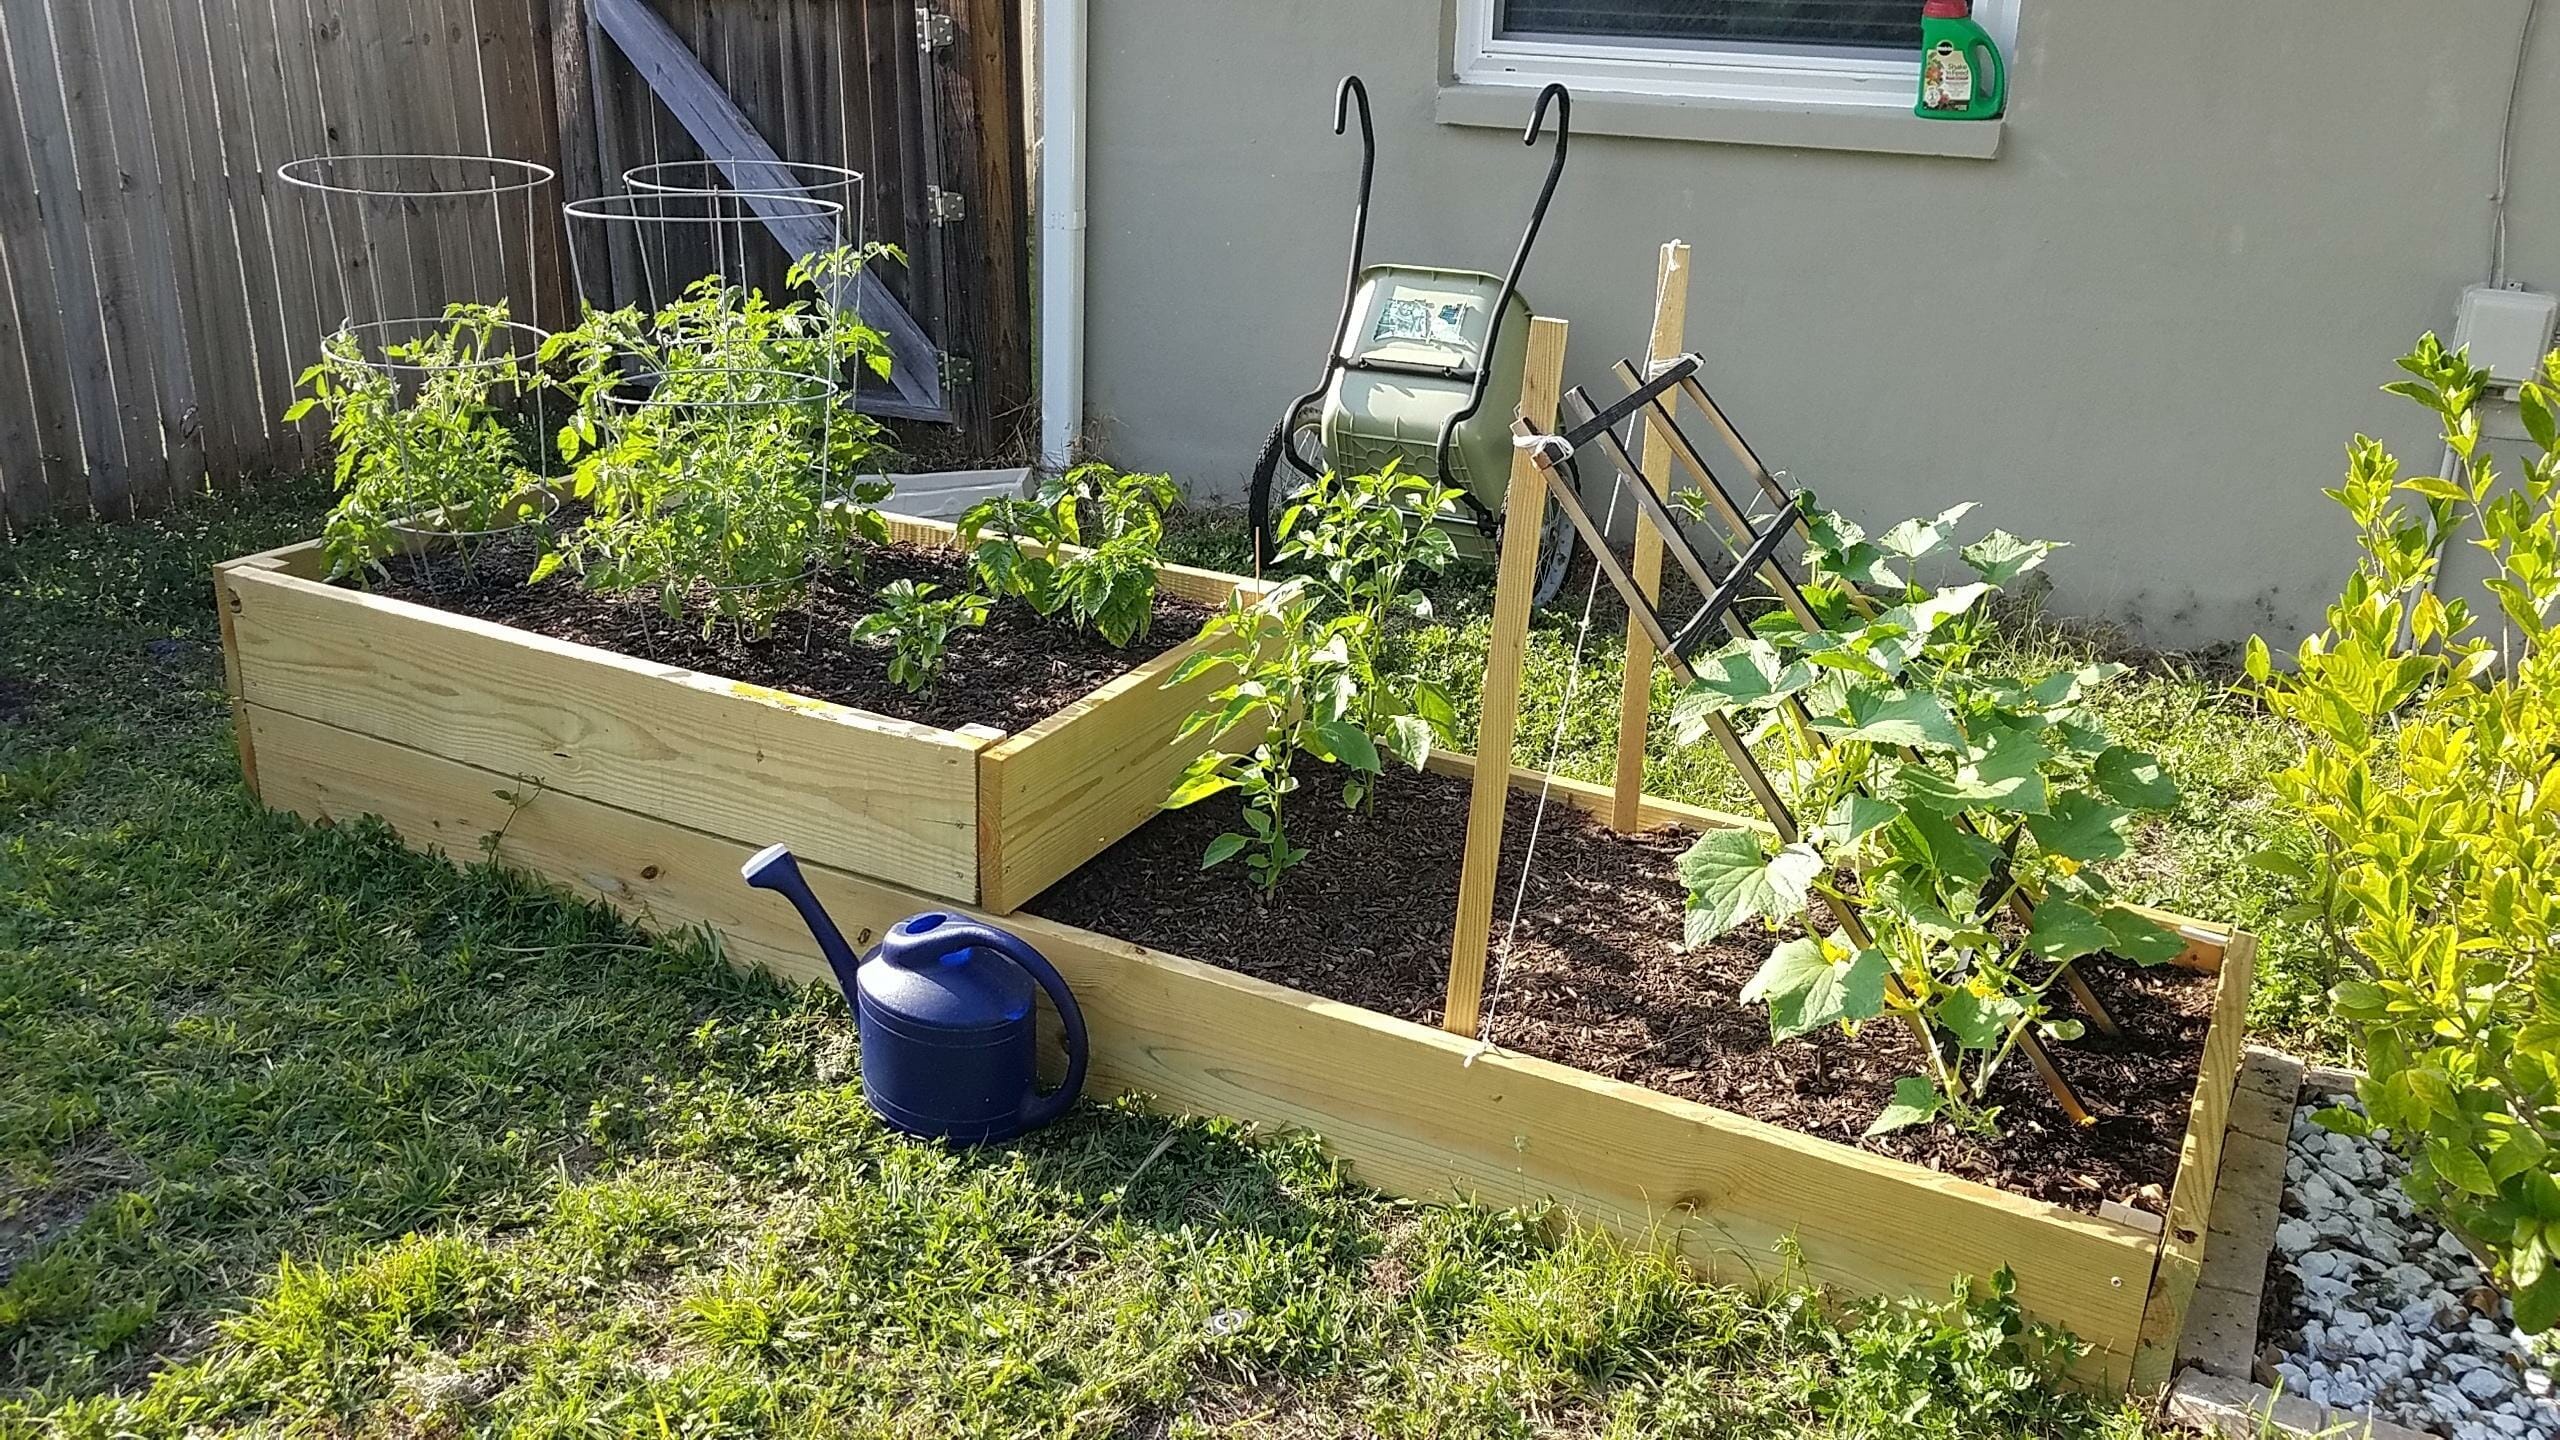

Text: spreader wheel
xmin=1247 ymin=399 xmax=1327 ymax=568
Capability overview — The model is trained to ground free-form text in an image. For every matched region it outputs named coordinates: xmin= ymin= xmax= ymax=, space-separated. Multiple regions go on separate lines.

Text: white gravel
xmin=2269 ymin=1093 xmax=2560 ymax=1439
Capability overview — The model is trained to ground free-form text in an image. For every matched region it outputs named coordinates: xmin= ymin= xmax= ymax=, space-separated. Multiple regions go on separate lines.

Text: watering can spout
xmin=739 ymin=843 xmax=864 ymax=999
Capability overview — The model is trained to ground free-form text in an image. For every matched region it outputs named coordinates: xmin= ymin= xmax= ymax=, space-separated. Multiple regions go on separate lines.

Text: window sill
xmin=1434 ymin=83 xmax=2003 ymax=161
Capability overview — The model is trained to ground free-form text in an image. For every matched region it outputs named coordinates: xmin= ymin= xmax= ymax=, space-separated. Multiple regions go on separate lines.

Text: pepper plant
xmin=1673 ymin=498 xmax=2185 ymax=1135
xmin=287 ymin=303 xmax=547 ymax=581
xmin=851 ymin=580 xmax=991 ymax=694
xmin=959 ymin=463 xmax=1179 ymax=647
xmin=536 ymin=250 xmax=896 ymax=636
xmin=2246 ymin=336 xmax=2560 ymax=1332
xmin=1161 ymin=590 xmax=1379 ymax=897
xmin=1272 ymin=462 xmax=1465 ymax=805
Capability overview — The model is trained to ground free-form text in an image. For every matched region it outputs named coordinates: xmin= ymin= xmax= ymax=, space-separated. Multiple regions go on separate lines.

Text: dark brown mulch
xmin=1029 ymin=761 xmax=2218 ymax=1218
xmin=362 ymin=535 xmax=1212 ymax=734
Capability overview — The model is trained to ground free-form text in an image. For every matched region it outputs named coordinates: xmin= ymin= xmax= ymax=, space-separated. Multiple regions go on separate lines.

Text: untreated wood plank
xmin=978 ymin=583 xmax=1277 ymax=915
xmin=1612 ymin=241 xmax=1689 ymax=833
xmin=2132 ymin=928 xmax=2258 ymax=1392
xmin=0 ymin=0 xmax=87 ymax=516
xmin=141 ymin=0 xmax=258 ymax=478
xmin=92 ymin=0 xmax=211 ymax=505
xmin=223 ymin=564 xmax=988 ymax=899
xmin=197 ymin=0 xmax=306 ymax=469
xmin=1444 ymin=316 xmax=1567 ymax=1038
xmin=239 ymin=700 xmax=2164 ymax=1389
xmin=37 ymin=0 xmax=162 ymax=509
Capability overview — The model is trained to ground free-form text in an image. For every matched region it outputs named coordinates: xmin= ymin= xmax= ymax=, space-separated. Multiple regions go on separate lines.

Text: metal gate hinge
xmin=917 ymin=6 xmax=954 ymax=50
xmin=938 ymin=351 xmax=975 ymax=388
xmin=925 ymin=186 xmax=966 ymax=225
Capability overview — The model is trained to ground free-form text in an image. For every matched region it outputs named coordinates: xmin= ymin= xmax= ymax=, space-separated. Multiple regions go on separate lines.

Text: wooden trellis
xmin=1442 ymin=253 xmax=2108 ymax=1124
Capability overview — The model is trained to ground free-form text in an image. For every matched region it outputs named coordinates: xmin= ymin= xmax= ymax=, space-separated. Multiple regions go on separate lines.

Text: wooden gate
xmin=0 ymin=0 xmax=1028 ymax=530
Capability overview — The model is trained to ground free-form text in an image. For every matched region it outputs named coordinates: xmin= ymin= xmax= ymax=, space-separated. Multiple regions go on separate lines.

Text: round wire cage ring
xmin=277 ymin=153 xmax=558 ymax=200
xmin=622 ymin=159 xmax=864 ymax=204
xmin=597 ymin=365 xmax=842 ymax=416
xmin=561 ymin=192 xmax=845 ymax=231
xmin=384 ymin=486 xmax=562 ymax=544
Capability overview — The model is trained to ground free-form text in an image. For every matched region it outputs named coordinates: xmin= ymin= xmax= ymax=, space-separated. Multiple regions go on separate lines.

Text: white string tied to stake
xmin=1464 ymin=448 xmax=1630 ymax=1067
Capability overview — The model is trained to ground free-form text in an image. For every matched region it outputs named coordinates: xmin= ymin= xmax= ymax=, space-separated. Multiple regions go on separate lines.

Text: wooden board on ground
xmin=240 ymin=699 xmax=2189 ymax=1390
xmin=2131 ymin=928 xmax=2258 ymax=1391
xmin=2178 ymin=1045 xmax=2302 ymax=1381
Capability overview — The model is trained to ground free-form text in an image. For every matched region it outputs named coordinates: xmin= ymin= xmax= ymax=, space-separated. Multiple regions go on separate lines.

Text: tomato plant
xmin=537 ymin=249 xmax=897 ymax=637
xmin=1673 ymin=498 xmax=2184 ymax=1135
xmin=2247 ymin=336 xmax=2560 ymax=1332
xmin=287 ymin=303 xmax=548 ymax=582
xmin=959 ymin=463 xmax=1179 ymax=647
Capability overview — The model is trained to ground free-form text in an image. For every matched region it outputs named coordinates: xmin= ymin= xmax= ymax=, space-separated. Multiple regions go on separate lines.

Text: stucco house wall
xmin=1075 ymin=1 xmax=2560 ymax=647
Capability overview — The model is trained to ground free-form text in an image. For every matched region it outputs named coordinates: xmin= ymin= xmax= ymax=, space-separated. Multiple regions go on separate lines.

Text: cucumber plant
xmin=2247 ymin=336 xmax=2560 ymax=1332
xmin=287 ymin=303 xmax=547 ymax=581
xmin=959 ymin=463 xmax=1180 ymax=647
xmin=1672 ymin=499 xmax=2184 ymax=1136
xmin=537 ymin=249 xmax=897 ymax=637
xmin=851 ymin=580 xmax=992 ymax=695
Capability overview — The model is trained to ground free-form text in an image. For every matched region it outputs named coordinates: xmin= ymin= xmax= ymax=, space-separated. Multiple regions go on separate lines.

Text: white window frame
xmin=1452 ymin=0 xmax=2021 ymax=113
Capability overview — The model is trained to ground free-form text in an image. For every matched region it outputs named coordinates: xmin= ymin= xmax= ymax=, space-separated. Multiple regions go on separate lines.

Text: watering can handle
xmin=916 ymin=919 xmax=1090 ymax=1128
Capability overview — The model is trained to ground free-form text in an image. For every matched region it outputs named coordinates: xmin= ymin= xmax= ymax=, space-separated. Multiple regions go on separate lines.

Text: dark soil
xmin=1029 ymin=762 xmax=2218 ymax=1218
xmin=364 ymin=534 xmax=1212 ymax=734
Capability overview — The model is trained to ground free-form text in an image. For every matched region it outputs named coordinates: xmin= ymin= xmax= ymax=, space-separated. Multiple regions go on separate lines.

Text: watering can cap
xmin=1922 ymin=0 xmax=1970 ymax=16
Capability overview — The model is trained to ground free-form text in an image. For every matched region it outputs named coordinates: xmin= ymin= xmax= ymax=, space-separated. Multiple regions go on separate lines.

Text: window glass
xmin=1498 ymin=1 xmax=1920 ymax=51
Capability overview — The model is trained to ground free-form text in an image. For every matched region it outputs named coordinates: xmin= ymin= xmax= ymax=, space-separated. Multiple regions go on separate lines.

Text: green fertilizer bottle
xmin=1916 ymin=0 xmax=2005 ymax=120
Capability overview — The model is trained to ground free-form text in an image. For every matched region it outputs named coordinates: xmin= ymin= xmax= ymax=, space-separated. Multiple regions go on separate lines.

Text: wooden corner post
xmin=1611 ymin=241 xmax=1691 ymax=834
xmin=1443 ymin=316 xmax=1570 ymax=1038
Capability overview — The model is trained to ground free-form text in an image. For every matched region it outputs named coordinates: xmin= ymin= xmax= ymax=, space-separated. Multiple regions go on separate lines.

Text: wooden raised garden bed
xmin=217 ymin=513 xmax=1283 ymax=913
xmin=216 ymin=545 xmax=2254 ymax=1393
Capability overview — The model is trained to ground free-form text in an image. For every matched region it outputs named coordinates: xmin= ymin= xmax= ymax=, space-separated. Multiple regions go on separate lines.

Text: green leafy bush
xmin=287 ymin=303 xmax=548 ymax=581
xmin=539 ymin=251 xmax=896 ymax=637
xmin=850 ymin=580 xmax=991 ymax=694
xmin=1272 ymin=462 xmax=1465 ymax=805
xmin=1673 ymin=499 xmax=2183 ymax=1135
xmin=1160 ymin=591 xmax=1378 ymax=896
xmin=958 ymin=462 xmax=1179 ymax=647
xmin=2247 ymin=335 xmax=2560 ymax=1332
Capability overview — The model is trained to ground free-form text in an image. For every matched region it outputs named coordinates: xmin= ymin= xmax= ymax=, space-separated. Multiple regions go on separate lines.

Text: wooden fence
xmin=0 ymin=0 xmax=1027 ymax=530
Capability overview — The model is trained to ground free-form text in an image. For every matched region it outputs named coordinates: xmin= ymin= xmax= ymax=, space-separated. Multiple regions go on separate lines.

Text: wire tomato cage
xmin=571 ymin=363 xmax=846 ymax=643
xmin=276 ymin=154 xmax=561 ymax=336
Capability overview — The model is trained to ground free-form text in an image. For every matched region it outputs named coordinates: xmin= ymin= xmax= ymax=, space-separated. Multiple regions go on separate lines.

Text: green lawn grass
xmin=2 ymin=490 xmax=2215 ymax=1435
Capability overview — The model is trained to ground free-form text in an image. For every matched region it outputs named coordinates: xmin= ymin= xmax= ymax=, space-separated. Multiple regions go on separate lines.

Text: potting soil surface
xmin=1029 ymin=762 xmax=2218 ymax=1219
xmin=365 ymin=536 xmax=1213 ymax=733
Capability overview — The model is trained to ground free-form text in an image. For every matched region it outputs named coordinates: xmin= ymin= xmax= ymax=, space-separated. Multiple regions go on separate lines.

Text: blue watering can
xmin=741 ymin=844 xmax=1089 ymax=1143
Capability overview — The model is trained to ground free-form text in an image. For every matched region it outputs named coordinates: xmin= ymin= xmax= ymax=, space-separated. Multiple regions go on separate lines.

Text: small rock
xmin=2442 ymin=1229 xmax=2479 ymax=1258
xmin=2459 ymin=1366 xmax=2512 ymax=1402
xmin=2277 ymin=1217 xmax=2320 ymax=1253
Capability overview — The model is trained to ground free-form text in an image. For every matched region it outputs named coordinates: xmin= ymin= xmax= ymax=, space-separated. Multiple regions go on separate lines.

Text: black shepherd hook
xmin=1274 ymin=76 xmax=1377 ymax=488
xmin=1433 ymin=82 xmax=1571 ymax=489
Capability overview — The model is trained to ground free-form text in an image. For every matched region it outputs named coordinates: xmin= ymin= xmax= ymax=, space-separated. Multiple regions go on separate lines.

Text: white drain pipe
xmin=1037 ymin=0 xmax=1087 ymax=471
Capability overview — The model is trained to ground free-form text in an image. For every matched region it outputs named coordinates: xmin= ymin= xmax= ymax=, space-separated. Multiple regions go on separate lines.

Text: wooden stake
xmin=1611 ymin=242 xmax=1690 ymax=834
xmin=1443 ymin=316 xmax=1569 ymax=1039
